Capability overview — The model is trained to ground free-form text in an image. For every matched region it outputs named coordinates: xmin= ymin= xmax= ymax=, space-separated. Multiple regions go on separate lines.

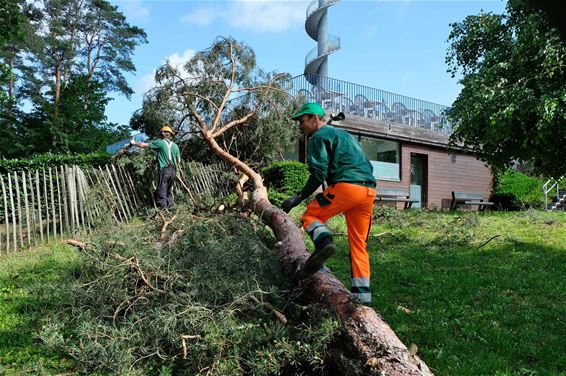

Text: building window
xmin=359 ymin=137 xmax=400 ymax=181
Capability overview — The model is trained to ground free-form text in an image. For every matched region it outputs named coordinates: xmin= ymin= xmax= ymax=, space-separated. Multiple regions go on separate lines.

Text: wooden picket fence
xmin=0 ymin=161 xmax=234 ymax=254
xmin=0 ymin=164 xmax=141 ymax=254
xmin=180 ymin=161 xmax=234 ymax=198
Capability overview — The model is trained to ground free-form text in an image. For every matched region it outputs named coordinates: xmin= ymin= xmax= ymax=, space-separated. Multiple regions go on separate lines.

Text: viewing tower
xmin=304 ymin=0 xmax=340 ymax=86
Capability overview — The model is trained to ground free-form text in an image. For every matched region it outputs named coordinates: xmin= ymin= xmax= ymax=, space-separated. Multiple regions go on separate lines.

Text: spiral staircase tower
xmin=304 ymin=0 xmax=340 ymax=86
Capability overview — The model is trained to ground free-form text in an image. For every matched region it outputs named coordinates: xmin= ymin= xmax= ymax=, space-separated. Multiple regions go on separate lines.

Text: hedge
xmin=262 ymin=161 xmax=309 ymax=207
xmin=0 ymin=152 xmax=112 ymax=173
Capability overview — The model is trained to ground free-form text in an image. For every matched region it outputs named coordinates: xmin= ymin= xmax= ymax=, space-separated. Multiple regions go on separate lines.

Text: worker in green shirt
xmin=281 ymin=103 xmax=376 ymax=303
xmin=130 ymin=124 xmax=181 ymax=209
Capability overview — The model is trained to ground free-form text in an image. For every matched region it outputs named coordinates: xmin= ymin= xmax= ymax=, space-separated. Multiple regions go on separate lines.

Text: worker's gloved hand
xmin=281 ymin=194 xmax=301 ymax=213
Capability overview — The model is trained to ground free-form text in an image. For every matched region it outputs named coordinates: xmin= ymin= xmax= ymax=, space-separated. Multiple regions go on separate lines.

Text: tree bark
xmin=248 ymin=187 xmax=433 ymax=376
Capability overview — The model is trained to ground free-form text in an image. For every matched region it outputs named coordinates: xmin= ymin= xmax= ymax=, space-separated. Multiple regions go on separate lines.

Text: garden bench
xmin=450 ymin=191 xmax=494 ymax=211
xmin=375 ymin=187 xmax=418 ymax=209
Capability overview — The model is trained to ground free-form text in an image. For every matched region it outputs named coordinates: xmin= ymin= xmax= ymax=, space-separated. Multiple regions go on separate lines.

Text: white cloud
xmin=164 ymin=49 xmax=197 ymax=79
xmin=136 ymin=71 xmax=157 ymax=96
xmin=228 ymin=1 xmax=305 ymax=32
xmin=134 ymin=49 xmax=197 ymax=96
xmin=181 ymin=0 xmax=306 ymax=33
xmin=117 ymin=0 xmax=150 ymax=23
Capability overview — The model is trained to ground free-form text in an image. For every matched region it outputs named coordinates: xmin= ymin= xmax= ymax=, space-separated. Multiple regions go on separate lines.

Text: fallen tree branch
xmin=166 ymin=229 xmax=185 ymax=248
xmin=249 ymin=295 xmax=288 ymax=324
xmin=104 ymin=240 xmax=126 ymax=247
xmin=176 ymin=172 xmax=198 ymax=207
xmin=180 ymin=334 xmax=202 ymax=359
xmin=158 ymin=213 xmax=177 ymax=241
xmin=66 ymin=238 xmax=91 ymax=250
xmin=66 ymin=239 xmax=103 ymax=264
xmin=248 ymin=188 xmax=433 ymax=376
xmin=109 ymin=252 xmax=165 ymax=294
xmin=474 ymin=234 xmax=501 ymax=249
xmin=67 ymin=239 xmax=167 ymax=295
xmin=111 ymin=144 xmax=132 ymax=160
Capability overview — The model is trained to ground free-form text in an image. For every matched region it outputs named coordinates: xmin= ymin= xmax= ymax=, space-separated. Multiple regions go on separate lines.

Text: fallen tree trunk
xmin=183 ymin=46 xmax=432 ymax=373
xmin=250 ymin=186 xmax=433 ymax=376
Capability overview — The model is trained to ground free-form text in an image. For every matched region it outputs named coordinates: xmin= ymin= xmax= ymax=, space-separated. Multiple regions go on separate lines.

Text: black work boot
xmin=303 ymin=237 xmax=336 ymax=274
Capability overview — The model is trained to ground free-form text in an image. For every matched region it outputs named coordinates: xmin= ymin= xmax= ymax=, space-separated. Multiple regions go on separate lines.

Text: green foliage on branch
xmin=133 ymin=36 xmax=300 ymax=168
xmin=0 ymin=0 xmax=25 ymax=106
xmin=262 ymin=161 xmax=309 ymax=206
xmin=0 ymin=152 xmax=111 ymax=173
xmin=39 ymin=211 xmax=339 ymax=375
xmin=492 ymin=170 xmax=546 ymax=210
xmin=446 ymin=0 xmax=566 ymax=178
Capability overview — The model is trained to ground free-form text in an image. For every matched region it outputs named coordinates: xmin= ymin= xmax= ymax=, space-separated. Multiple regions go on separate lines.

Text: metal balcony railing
xmin=286 ymin=74 xmax=453 ymax=135
xmin=544 ymin=175 xmax=565 ymax=210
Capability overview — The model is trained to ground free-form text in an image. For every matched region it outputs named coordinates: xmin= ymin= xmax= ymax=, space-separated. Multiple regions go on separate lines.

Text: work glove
xmin=281 ymin=194 xmax=301 ymax=213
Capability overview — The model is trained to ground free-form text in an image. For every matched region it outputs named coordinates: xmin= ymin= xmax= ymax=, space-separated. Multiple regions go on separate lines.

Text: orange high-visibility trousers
xmin=300 ymin=182 xmax=376 ymax=302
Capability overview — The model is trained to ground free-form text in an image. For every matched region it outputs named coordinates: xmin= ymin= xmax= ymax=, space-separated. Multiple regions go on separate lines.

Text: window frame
xmin=358 ymin=135 xmax=402 ymax=182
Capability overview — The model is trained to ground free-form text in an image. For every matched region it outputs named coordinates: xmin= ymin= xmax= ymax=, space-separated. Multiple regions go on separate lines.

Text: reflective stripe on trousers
xmin=305 ymin=221 xmax=332 ymax=245
xmin=352 ymin=277 xmax=371 ymax=303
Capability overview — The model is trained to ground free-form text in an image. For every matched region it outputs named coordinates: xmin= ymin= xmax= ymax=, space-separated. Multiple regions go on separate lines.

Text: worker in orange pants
xmin=300 ymin=182 xmax=375 ymax=302
xmin=281 ymin=103 xmax=376 ymax=303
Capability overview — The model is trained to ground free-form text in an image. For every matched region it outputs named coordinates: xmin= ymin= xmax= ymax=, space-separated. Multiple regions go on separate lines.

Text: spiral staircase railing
xmin=304 ymin=0 xmax=341 ymax=85
xmin=305 ymin=35 xmax=340 ymax=66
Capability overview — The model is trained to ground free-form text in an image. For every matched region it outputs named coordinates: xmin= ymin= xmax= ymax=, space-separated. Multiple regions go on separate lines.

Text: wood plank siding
xmin=319 ymin=115 xmax=493 ymax=209
xmin=379 ymin=143 xmax=492 ymax=209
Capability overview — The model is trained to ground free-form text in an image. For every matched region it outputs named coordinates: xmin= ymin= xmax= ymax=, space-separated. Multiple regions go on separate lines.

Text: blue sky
xmin=106 ymin=0 xmax=506 ymax=127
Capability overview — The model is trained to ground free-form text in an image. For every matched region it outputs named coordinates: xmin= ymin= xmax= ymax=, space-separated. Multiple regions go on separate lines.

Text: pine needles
xmin=40 ymin=208 xmax=340 ymax=375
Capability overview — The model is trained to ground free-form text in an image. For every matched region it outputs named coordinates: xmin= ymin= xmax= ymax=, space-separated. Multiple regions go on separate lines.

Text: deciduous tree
xmin=446 ymin=0 xmax=566 ymax=178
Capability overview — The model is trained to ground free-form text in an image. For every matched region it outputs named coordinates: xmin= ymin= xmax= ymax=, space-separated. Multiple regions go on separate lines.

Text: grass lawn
xmin=1 ymin=209 xmax=565 ymax=375
xmin=320 ymin=209 xmax=566 ymax=376
xmin=0 ymin=243 xmax=79 ymax=375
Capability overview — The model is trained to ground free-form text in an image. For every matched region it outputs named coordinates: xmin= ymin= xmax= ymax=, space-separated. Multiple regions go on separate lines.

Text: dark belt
xmin=336 ymin=181 xmax=376 ymax=188
xmin=357 ymin=181 xmax=377 ymax=188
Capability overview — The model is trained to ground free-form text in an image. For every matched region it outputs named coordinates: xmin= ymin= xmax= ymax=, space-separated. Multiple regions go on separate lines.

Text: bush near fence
xmin=0 ymin=152 xmax=112 ymax=173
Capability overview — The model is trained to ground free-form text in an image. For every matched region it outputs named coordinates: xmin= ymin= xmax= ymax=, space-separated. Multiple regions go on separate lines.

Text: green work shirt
xmin=300 ymin=125 xmax=375 ymax=199
xmin=149 ymin=139 xmax=180 ymax=170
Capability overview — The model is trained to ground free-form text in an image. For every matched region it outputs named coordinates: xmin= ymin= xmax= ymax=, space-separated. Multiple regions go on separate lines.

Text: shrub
xmin=0 ymin=152 xmax=112 ymax=173
xmin=262 ymin=161 xmax=309 ymax=206
xmin=492 ymin=170 xmax=545 ymax=210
